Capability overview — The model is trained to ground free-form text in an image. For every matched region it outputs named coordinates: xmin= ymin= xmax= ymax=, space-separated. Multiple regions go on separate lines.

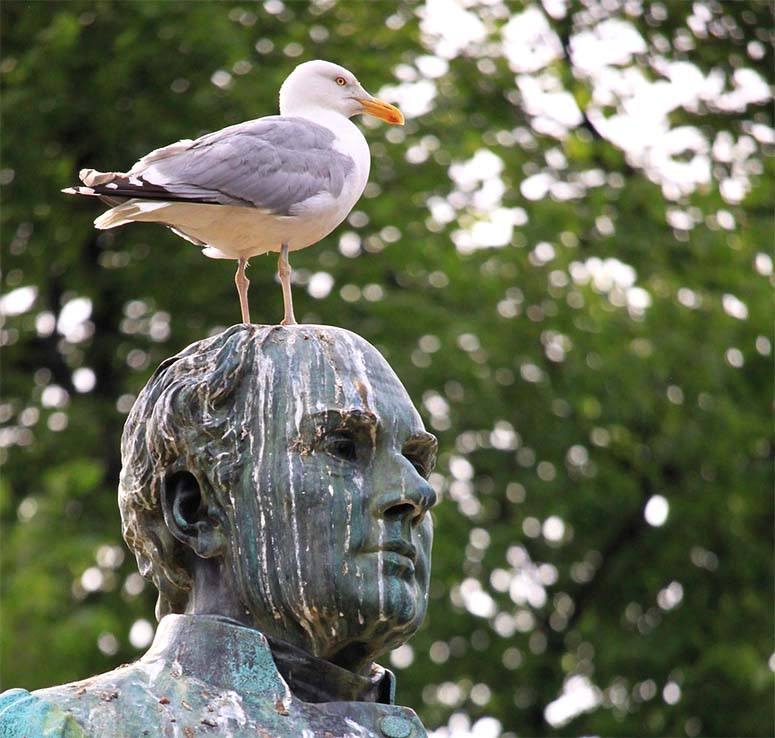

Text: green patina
xmin=0 ymin=690 xmax=86 ymax=738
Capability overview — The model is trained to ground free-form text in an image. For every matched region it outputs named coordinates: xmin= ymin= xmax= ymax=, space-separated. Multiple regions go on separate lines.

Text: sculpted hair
xmin=118 ymin=324 xmax=273 ymax=618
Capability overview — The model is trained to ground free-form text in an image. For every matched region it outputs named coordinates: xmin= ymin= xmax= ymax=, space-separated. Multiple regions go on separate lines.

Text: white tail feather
xmin=94 ymin=200 xmax=170 ymax=229
xmin=202 ymin=246 xmax=233 ymax=259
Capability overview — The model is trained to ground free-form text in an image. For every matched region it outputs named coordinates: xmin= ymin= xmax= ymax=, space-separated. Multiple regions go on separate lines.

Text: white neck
xmin=280 ymin=102 xmax=370 ymax=192
xmin=280 ymin=100 xmax=338 ymax=120
xmin=280 ymin=102 xmax=351 ymax=128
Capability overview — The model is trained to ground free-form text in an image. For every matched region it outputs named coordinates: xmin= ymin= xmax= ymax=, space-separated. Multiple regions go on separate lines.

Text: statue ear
xmin=161 ymin=471 xmax=227 ymax=558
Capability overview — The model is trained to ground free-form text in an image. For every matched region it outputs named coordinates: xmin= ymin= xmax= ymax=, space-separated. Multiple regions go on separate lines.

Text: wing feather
xmin=76 ymin=117 xmax=354 ymax=215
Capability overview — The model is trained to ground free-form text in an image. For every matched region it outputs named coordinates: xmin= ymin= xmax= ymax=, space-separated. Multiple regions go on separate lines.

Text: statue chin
xmin=237 ymin=553 xmax=429 ymax=669
xmin=325 ymin=593 xmax=427 ymax=665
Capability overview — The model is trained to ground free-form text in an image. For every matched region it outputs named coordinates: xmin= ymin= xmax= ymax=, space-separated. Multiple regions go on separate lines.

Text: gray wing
xmin=82 ymin=117 xmax=355 ymax=215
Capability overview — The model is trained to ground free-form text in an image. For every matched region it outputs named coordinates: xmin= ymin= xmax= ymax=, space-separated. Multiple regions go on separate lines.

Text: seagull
xmin=63 ymin=60 xmax=404 ymax=325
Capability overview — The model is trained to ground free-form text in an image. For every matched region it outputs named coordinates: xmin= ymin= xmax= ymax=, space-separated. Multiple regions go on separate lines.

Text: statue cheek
xmin=416 ymin=518 xmax=434 ymax=560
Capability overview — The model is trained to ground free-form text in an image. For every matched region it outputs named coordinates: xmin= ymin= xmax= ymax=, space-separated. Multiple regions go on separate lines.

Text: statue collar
xmin=142 ymin=614 xmax=395 ymax=705
xmin=265 ymin=632 xmax=396 ymax=705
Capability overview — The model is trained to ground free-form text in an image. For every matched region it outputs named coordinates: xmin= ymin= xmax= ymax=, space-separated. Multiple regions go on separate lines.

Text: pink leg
xmin=235 ymin=257 xmax=251 ymax=324
xmin=278 ymin=244 xmax=297 ymax=326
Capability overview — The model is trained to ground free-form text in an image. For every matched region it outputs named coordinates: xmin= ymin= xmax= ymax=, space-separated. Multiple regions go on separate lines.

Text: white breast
xmin=285 ymin=111 xmax=371 ymax=251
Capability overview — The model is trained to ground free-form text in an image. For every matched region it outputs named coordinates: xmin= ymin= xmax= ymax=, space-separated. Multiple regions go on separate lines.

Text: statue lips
xmin=366 ymin=541 xmax=418 ymax=577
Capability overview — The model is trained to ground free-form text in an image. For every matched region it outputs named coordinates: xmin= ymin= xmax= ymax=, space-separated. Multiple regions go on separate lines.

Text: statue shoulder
xmin=0 ymin=663 xmax=162 ymax=738
xmin=0 ymin=687 xmax=86 ymax=738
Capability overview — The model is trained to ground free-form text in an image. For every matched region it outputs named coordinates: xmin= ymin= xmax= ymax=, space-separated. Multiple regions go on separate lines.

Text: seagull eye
xmin=335 ymin=76 xmax=347 ymax=86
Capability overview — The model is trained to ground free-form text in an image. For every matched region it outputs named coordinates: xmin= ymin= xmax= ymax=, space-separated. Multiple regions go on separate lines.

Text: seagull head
xmin=279 ymin=60 xmax=404 ymax=125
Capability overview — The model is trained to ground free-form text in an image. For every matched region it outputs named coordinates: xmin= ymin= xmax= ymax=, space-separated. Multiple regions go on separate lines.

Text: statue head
xmin=119 ymin=324 xmax=437 ymax=669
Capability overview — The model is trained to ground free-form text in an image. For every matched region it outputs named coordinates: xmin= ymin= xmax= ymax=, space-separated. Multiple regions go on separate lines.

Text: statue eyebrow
xmin=306 ymin=408 xmax=380 ymax=431
xmin=300 ymin=410 xmax=436 ymax=451
xmin=405 ymin=431 xmax=438 ymax=450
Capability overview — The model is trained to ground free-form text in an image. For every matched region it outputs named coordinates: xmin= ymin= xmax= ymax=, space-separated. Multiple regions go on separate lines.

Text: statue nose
xmin=374 ymin=458 xmax=437 ymax=525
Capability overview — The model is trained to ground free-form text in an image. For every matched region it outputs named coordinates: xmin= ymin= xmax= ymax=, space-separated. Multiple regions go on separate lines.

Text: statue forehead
xmin=259 ymin=327 xmax=423 ymax=429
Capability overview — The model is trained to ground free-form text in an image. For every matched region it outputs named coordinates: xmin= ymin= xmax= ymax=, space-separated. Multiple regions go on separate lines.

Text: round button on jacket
xmin=379 ymin=714 xmax=413 ymax=738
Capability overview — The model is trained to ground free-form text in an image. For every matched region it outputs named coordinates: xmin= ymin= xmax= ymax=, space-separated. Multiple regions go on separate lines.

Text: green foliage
xmin=1 ymin=2 xmax=771 ymax=736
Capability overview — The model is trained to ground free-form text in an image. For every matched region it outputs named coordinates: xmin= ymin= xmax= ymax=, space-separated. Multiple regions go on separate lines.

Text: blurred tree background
xmin=1 ymin=1 xmax=772 ymax=736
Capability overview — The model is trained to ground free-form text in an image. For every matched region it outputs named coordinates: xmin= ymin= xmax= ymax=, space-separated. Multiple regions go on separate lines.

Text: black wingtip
xmin=62 ymin=186 xmax=96 ymax=196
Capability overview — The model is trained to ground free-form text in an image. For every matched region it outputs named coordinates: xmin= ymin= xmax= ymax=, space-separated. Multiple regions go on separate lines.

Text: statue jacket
xmin=0 ymin=614 xmax=427 ymax=738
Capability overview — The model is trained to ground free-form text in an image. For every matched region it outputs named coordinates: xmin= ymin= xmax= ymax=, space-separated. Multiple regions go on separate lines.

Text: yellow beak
xmin=358 ymin=97 xmax=405 ymax=125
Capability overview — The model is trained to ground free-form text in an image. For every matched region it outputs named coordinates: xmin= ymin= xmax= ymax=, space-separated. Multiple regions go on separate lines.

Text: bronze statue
xmin=0 ymin=325 xmax=438 ymax=738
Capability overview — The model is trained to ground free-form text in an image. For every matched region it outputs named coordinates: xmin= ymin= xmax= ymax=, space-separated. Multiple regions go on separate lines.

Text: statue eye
xmin=335 ymin=76 xmax=347 ymax=86
xmin=326 ymin=433 xmax=358 ymax=462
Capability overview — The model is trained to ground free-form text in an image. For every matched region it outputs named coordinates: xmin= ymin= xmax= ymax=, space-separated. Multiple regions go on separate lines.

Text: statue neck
xmin=183 ymin=555 xmax=382 ymax=676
